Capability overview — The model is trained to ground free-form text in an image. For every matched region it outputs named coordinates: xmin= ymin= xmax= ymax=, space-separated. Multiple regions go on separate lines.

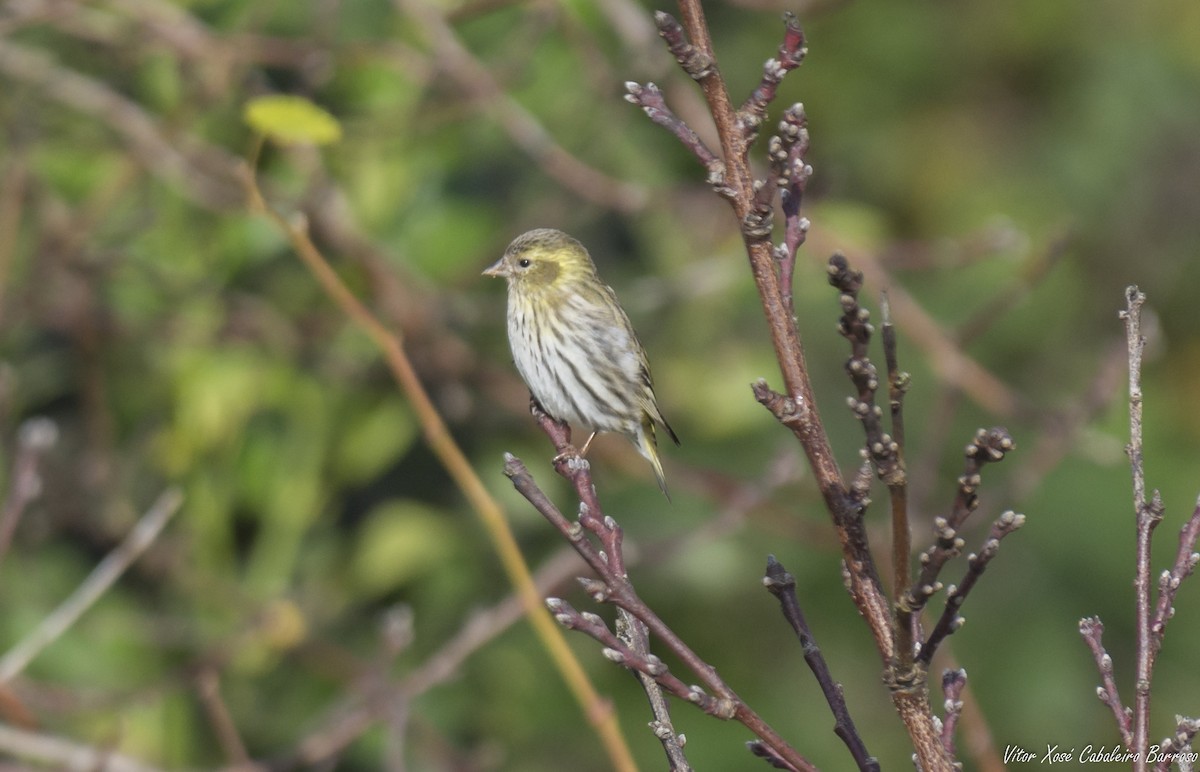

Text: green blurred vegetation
xmin=1 ymin=0 xmax=1199 ymax=769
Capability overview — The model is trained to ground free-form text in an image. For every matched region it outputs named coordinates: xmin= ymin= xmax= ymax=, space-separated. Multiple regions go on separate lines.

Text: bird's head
xmin=483 ymin=228 xmax=597 ymax=295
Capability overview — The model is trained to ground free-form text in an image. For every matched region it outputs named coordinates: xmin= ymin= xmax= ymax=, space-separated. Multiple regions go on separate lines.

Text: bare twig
xmin=1123 ymin=285 xmax=1159 ymax=771
xmin=0 ymin=418 xmax=58 ymax=567
xmin=1151 ymin=497 xmax=1200 ymax=646
xmin=0 ymin=488 xmax=183 ymax=684
xmin=243 ymin=159 xmax=636 ymax=772
xmin=1153 ymin=716 xmax=1200 ymax=772
xmin=195 ymin=668 xmax=251 ymax=765
xmin=916 ymin=511 xmax=1025 ymax=666
xmin=1078 ymin=617 xmax=1133 ymax=747
xmin=763 ymin=556 xmax=878 ymax=771
xmin=0 ymin=723 xmax=163 ymax=772
xmin=1081 ymin=287 xmax=1200 ymax=766
xmin=939 ymin=669 xmax=967 ymax=757
xmin=504 ymin=406 xmax=816 ymax=772
xmin=901 ymin=428 xmax=1015 ymax=620
xmin=880 ymin=292 xmax=912 ymax=648
xmin=618 ymin=611 xmax=692 ymax=771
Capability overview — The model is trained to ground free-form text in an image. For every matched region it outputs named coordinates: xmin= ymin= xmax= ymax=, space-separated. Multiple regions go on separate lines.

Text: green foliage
xmin=245 ymin=95 xmax=344 ymax=146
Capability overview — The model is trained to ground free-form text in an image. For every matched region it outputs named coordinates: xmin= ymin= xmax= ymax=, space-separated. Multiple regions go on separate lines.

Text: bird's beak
xmin=482 ymin=258 xmax=509 ymax=278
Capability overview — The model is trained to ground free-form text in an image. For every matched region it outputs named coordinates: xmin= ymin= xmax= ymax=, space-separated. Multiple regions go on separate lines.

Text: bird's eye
xmin=518 ymin=258 xmax=531 ymax=268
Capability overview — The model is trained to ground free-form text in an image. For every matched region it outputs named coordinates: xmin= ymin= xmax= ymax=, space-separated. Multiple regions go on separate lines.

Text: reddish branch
xmin=503 ymin=401 xmax=815 ymax=772
xmin=1081 ymin=287 xmax=1200 ymax=769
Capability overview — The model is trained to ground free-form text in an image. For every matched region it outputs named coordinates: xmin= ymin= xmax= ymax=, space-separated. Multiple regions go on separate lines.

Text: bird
xmin=483 ymin=228 xmax=679 ymax=498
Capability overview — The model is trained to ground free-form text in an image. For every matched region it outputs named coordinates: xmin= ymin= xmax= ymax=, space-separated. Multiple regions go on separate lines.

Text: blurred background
xmin=1 ymin=0 xmax=1199 ymax=768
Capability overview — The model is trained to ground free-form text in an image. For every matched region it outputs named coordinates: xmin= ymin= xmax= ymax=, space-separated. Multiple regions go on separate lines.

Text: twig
xmin=0 ymin=418 xmax=58 ymax=567
xmin=395 ymin=0 xmax=647 ymax=213
xmin=763 ymin=556 xmax=878 ymax=771
xmin=1123 ymin=285 xmax=1159 ymax=771
xmin=880 ymin=292 xmax=912 ymax=658
xmin=503 ymin=419 xmax=816 ymax=772
xmin=900 ymin=428 xmax=1015 ymax=619
xmin=1153 ymin=716 xmax=1200 ymax=772
xmin=195 ymin=668 xmax=251 ymax=765
xmin=769 ymin=103 xmax=810 ymax=318
xmin=242 ymin=159 xmax=637 ymax=772
xmin=0 ymin=723 xmax=163 ymax=772
xmin=916 ymin=511 xmax=1025 ymax=666
xmin=617 ymin=611 xmax=692 ymax=771
xmin=939 ymin=669 xmax=967 ymax=757
xmin=803 ymin=233 xmax=1021 ymax=418
xmin=0 ymin=488 xmax=183 ymax=684
xmin=1078 ymin=617 xmax=1133 ymax=747
xmin=1151 ymin=497 xmax=1200 ymax=647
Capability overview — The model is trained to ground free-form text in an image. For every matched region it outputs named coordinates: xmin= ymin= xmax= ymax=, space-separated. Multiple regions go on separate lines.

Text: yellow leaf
xmin=243 ymin=95 xmax=343 ymax=146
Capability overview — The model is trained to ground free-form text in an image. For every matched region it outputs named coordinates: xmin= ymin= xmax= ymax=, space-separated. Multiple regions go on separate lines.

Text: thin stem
xmin=1122 ymin=285 xmax=1158 ymax=770
xmin=0 ymin=488 xmax=183 ymax=684
xmin=1079 ymin=617 xmax=1133 ymax=747
xmin=881 ymin=294 xmax=913 ymax=669
xmin=917 ymin=512 xmax=1025 ymax=666
xmin=243 ymin=158 xmax=638 ymax=772
xmin=504 ymin=447 xmax=815 ymax=772
xmin=618 ymin=611 xmax=692 ymax=771
xmin=764 ymin=556 xmax=879 ymax=771
xmin=0 ymin=418 xmax=58 ymax=568
xmin=940 ymin=669 xmax=967 ymax=757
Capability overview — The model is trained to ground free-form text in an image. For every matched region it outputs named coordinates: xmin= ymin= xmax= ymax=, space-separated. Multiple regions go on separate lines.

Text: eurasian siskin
xmin=484 ymin=228 xmax=679 ymax=498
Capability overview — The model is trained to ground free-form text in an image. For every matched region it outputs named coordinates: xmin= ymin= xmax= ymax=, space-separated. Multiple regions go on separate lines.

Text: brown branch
xmin=1123 ymin=285 xmax=1158 ymax=771
xmin=939 ymin=669 xmax=967 ymax=757
xmin=617 ymin=610 xmax=692 ymax=771
xmin=1151 ymin=497 xmax=1200 ymax=647
xmin=504 ymin=407 xmax=816 ymax=772
xmin=1153 ymin=716 xmax=1200 ymax=772
xmin=901 ymin=428 xmax=1015 ymax=620
xmin=243 ymin=160 xmax=637 ymax=772
xmin=1079 ymin=617 xmax=1133 ymax=747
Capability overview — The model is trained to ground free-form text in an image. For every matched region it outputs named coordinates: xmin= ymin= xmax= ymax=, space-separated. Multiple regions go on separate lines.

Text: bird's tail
xmin=637 ymin=418 xmax=673 ymax=501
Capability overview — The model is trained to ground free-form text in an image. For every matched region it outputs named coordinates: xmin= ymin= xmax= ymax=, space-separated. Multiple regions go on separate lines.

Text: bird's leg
xmin=578 ymin=432 xmax=598 ymax=457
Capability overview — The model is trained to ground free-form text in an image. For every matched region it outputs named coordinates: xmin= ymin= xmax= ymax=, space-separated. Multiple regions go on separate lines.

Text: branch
xmin=1151 ymin=497 xmax=1200 ymax=648
xmin=617 ymin=610 xmax=692 ymax=770
xmin=916 ymin=511 xmax=1025 ymax=666
xmin=636 ymin=4 xmax=957 ymax=767
xmin=939 ymin=669 xmax=968 ymax=757
xmin=0 ymin=488 xmax=183 ymax=684
xmin=504 ymin=405 xmax=816 ymax=772
xmin=1153 ymin=716 xmax=1200 ymax=772
xmin=0 ymin=724 xmax=163 ymax=772
xmin=900 ymin=428 xmax=1015 ymax=619
xmin=1079 ymin=617 xmax=1133 ymax=747
xmin=0 ymin=418 xmax=58 ymax=567
xmin=763 ymin=556 xmax=878 ymax=771
xmin=243 ymin=159 xmax=636 ymax=772
xmin=1123 ymin=285 xmax=1158 ymax=770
